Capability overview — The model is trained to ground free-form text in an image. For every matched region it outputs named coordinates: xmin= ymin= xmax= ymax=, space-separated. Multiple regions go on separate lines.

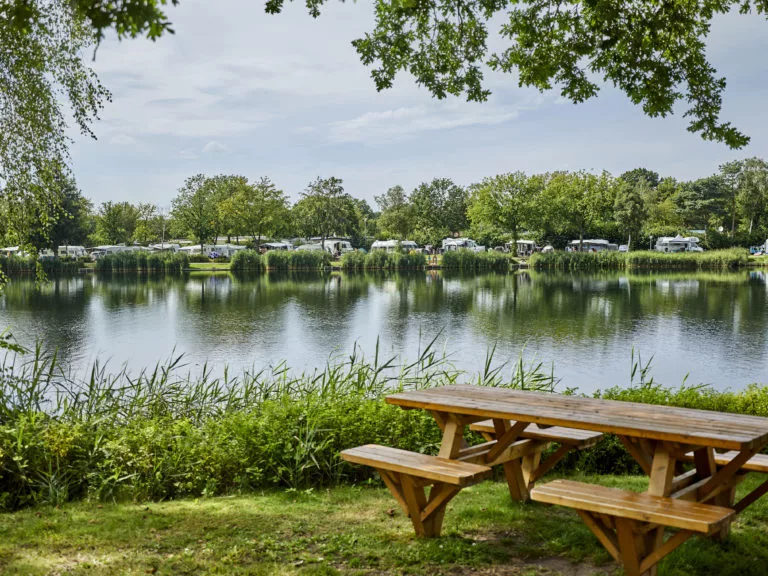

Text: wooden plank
xmin=531 ymin=480 xmax=734 ymax=533
xmin=619 ymin=436 xmax=653 ymax=475
xmin=529 ymin=444 xmax=570 ymax=483
xmin=577 ymin=511 xmax=620 ymax=562
xmin=400 ymin=475 xmax=427 ymax=536
xmin=487 ymin=421 xmax=529 ymax=461
xmin=387 ymin=386 xmax=768 ymax=450
xmin=438 ymin=415 xmax=465 ymax=459
xmin=340 ymin=445 xmax=492 ymax=486
xmin=648 ymin=443 xmax=676 ymax=497
xmin=616 ymin=518 xmax=642 ymax=576
xmin=469 ymin=420 xmax=603 ymax=447
xmin=421 ymin=483 xmax=460 ymax=522
xmin=680 ymin=450 xmax=768 ymax=474
xmin=734 ymin=478 xmax=768 ymax=513
xmin=638 ymin=530 xmax=694 ymax=574
xmin=378 ymin=470 xmax=409 ymax=515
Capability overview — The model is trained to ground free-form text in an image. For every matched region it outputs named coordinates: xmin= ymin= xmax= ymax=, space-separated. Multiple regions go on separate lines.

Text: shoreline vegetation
xmin=1 ymin=340 xmax=767 ymax=513
xmin=4 ymin=247 xmax=765 ymax=279
xmin=530 ymin=248 xmax=750 ymax=270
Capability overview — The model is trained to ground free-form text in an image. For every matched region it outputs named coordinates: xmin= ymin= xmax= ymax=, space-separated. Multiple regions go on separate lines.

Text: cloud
xmin=202 ymin=140 xmax=228 ymax=154
xmin=327 ymin=100 xmax=532 ymax=144
xmin=178 ymin=149 xmax=199 ymax=160
xmin=109 ymin=133 xmax=137 ymax=146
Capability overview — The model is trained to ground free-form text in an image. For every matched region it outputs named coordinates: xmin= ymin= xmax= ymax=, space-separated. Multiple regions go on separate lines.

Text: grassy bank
xmin=2 ymin=339 xmax=768 ymax=512
xmin=340 ymin=251 xmax=426 ymax=271
xmin=2 ymin=476 xmax=767 ymax=575
xmin=530 ymin=249 xmax=749 ymax=270
xmin=94 ymin=252 xmax=189 ymax=274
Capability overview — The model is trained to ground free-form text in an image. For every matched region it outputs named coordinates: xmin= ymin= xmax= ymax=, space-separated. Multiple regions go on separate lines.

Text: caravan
xmin=654 ymin=236 xmax=703 ymax=253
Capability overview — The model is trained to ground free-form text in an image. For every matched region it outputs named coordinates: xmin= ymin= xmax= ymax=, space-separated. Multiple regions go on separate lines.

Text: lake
xmin=1 ymin=269 xmax=767 ymax=393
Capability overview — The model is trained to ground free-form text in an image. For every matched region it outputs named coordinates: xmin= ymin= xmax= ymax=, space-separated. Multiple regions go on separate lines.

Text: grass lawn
xmin=2 ymin=474 xmax=768 ymax=575
xmin=188 ymin=262 xmax=231 ymax=271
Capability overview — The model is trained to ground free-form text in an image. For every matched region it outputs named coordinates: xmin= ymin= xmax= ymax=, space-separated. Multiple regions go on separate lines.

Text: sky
xmin=69 ymin=1 xmax=768 ymax=207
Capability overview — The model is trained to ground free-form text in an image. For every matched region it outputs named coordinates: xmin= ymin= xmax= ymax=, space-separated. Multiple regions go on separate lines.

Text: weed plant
xmin=230 ymin=250 xmax=263 ymax=273
xmin=530 ymin=249 xmax=748 ymax=270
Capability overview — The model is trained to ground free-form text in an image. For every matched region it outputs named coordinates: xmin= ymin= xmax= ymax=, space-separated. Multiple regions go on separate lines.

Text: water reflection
xmin=0 ymin=270 xmax=765 ymax=392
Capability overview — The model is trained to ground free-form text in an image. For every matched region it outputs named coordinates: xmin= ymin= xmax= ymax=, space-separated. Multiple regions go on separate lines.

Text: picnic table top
xmin=386 ymin=385 xmax=768 ymax=451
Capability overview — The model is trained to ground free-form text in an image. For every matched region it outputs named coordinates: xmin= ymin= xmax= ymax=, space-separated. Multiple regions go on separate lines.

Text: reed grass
xmin=441 ymin=249 xmax=512 ymax=271
xmin=342 ymin=251 xmax=426 ymax=270
xmin=263 ymin=250 xmax=331 ymax=270
xmin=94 ymin=252 xmax=188 ymax=273
xmin=0 ymin=256 xmax=81 ymax=277
xmin=230 ymin=249 xmax=264 ymax=272
xmin=530 ymin=249 xmax=748 ymax=270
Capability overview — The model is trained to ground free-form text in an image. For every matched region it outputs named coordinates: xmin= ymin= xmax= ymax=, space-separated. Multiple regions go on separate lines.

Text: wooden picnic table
xmin=384 ymin=384 xmax=768 ymax=576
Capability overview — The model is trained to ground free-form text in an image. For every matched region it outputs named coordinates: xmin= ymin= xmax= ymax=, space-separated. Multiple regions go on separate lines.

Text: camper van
xmin=441 ymin=238 xmax=486 ymax=252
xmin=370 ymin=240 xmax=419 ymax=253
xmin=654 ymin=236 xmax=703 ymax=253
xmin=58 ymin=245 xmax=87 ymax=258
xmin=567 ymin=239 xmax=619 ymax=252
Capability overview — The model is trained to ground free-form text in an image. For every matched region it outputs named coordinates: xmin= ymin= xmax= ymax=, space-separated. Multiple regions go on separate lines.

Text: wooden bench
xmin=680 ymin=450 xmax=768 ymax=473
xmin=468 ymin=420 xmax=603 ymax=495
xmin=341 ymin=444 xmax=492 ymax=537
xmin=531 ymin=480 xmax=735 ymax=576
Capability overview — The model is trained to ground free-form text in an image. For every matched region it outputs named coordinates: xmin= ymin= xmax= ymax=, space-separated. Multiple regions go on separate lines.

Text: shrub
xmin=360 ymin=251 xmax=426 ymax=270
xmin=230 ymin=250 xmax=263 ymax=273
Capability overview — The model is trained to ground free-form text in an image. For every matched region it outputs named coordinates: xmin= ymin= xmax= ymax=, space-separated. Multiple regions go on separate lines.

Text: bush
xmin=187 ymin=254 xmax=210 ymax=263
xmin=230 ymin=250 xmax=263 ymax=273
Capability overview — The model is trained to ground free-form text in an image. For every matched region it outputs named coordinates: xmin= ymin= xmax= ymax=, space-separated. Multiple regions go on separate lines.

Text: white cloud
xmin=202 ymin=140 xmax=228 ymax=154
xmin=327 ymin=100 xmax=533 ymax=144
xmin=109 ymin=133 xmax=137 ymax=146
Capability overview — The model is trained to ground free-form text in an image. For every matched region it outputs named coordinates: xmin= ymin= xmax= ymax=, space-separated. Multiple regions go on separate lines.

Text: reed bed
xmin=530 ymin=249 xmax=748 ymax=270
xmin=94 ymin=252 xmax=188 ymax=273
xmin=342 ymin=251 xmax=426 ymax=270
xmin=263 ymin=250 xmax=331 ymax=270
xmin=230 ymin=249 xmax=264 ymax=272
xmin=0 ymin=256 xmax=81 ymax=277
xmin=441 ymin=249 xmax=513 ymax=271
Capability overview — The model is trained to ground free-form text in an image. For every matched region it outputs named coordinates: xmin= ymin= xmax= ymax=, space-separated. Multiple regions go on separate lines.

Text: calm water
xmin=1 ymin=270 xmax=767 ymax=393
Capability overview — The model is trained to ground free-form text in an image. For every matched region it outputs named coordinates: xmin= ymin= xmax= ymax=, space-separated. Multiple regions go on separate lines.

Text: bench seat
xmin=531 ymin=479 xmax=734 ymax=534
xmin=341 ymin=444 xmax=492 ymax=537
xmin=681 ymin=450 xmax=768 ymax=474
xmin=341 ymin=444 xmax=492 ymax=486
xmin=469 ymin=420 xmax=602 ymax=448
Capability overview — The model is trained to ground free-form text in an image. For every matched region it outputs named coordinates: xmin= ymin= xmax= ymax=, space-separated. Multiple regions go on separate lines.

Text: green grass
xmin=2 ymin=475 xmax=768 ymax=575
xmin=188 ymin=262 xmax=231 ymax=271
xmin=530 ymin=249 xmax=749 ymax=271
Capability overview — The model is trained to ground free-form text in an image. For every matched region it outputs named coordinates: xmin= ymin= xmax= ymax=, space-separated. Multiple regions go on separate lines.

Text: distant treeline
xmin=5 ymin=161 xmax=768 ymax=258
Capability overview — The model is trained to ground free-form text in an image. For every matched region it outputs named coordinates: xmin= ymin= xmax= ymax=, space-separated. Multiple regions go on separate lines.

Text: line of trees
xmin=3 ymin=159 xmax=768 ymax=255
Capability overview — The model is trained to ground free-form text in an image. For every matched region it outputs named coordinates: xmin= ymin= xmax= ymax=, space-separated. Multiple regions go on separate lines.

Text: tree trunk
xmin=579 ymin=229 xmax=584 ymax=252
xmin=628 ymin=232 xmax=632 ymax=252
xmin=511 ymin=224 xmax=518 ymax=256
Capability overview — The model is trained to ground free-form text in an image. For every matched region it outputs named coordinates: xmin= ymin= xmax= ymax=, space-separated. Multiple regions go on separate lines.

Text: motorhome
xmin=261 ymin=242 xmax=293 ymax=251
xmin=370 ymin=239 xmax=419 ymax=252
xmin=149 ymin=243 xmax=180 ymax=252
xmin=321 ymin=239 xmax=353 ymax=255
xmin=567 ymin=239 xmax=619 ymax=252
xmin=505 ymin=239 xmax=537 ymax=256
xmin=179 ymin=244 xmax=245 ymax=258
xmin=441 ymin=238 xmax=486 ymax=252
xmin=654 ymin=236 xmax=703 ymax=253
xmin=57 ymin=245 xmax=87 ymax=258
